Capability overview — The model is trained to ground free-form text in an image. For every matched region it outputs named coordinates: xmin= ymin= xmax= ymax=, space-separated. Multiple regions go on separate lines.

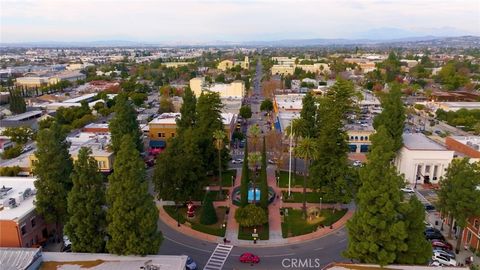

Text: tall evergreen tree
xmin=294 ymin=137 xmax=317 ymax=218
xmin=438 ymin=158 xmax=480 ymax=252
xmin=259 ymin=137 xmax=268 ymax=209
xmin=299 ymin=91 xmax=317 ymax=138
xmin=154 ymin=128 xmax=206 ymax=202
xmin=107 ymin=135 xmax=162 ymax=255
xmin=396 ymin=196 xmax=432 ymax=265
xmin=33 ymin=122 xmax=73 ymax=239
xmin=176 ymin=87 xmax=197 ymax=132
xmin=240 ymin=139 xmax=249 ymax=207
xmin=373 ymin=84 xmax=405 ymax=152
xmin=109 ymin=93 xmax=143 ymax=153
xmin=64 ymin=147 xmax=106 ymax=253
xmin=213 ymin=130 xmax=226 ymax=199
xmin=9 ymin=90 xmax=27 ymax=114
xmin=200 ymin=194 xmax=218 ymax=225
xmin=196 ymin=92 xmax=224 ymax=172
xmin=344 ymin=126 xmax=407 ymax=265
xmin=311 ymin=79 xmax=355 ymax=203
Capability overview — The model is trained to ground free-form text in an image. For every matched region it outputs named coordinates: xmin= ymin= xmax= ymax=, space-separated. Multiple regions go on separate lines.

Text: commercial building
xmin=395 ymin=133 xmax=454 ymax=186
xmin=14 ymin=76 xmax=49 ymax=88
xmin=271 ymin=63 xmax=330 ymax=76
xmin=445 ymin=136 xmax=480 ymax=162
xmin=28 ymin=131 xmax=114 ymax=174
xmin=148 ymin=112 xmax=236 ymax=148
xmin=346 ymin=125 xmax=374 ymax=153
xmin=15 ymin=71 xmax=85 ymax=89
xmin=189 ymin=77 xmax=245 ymax=98
xmin=462 ymin=216 xmax=480 ymax=252
xmin=429 ymin=101 xmax=480 ymax=112
xmin=0 ymin=138 xmax=13 ymax=153
xmin=273 ymin=94 xmax=304 ymax=132
xmin=0 ymin=248 xmax=188 ymax=270
xmin=162 ymin=62 xmax=191 ymax=68
xmin=217 ymin=56 xmax=249 ymax=71
xmin=0 ymin=177 xmax=54 ymax=248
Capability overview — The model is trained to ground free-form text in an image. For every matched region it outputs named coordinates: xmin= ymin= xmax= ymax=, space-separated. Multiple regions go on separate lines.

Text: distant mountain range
xmin=1 ymin=36 xmax=479 ymax=48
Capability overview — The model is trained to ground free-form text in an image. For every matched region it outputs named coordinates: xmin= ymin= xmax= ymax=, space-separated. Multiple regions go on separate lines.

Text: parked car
xmin=185 ymin=256 xmax=197 ymax=270
xmin=239 ymin=252 xmax=260 ymax=264
xmin=431 ymin=240 xmax=453 ymax=250
xmin=22 ymin=145 xmax=34 ymax=153
xmin=425 ymin=231 xmax=445 ymax=241
xmin=400 ymin=187 xmax=415 ymax=193
xmin=232 ymin=159 xmax=243 ymax=164
xmin=433 ymin=249 xmax=456 ymax=259
xmin=424 ymin=221 xmax=434 ymax=229
xmin=432 ymin=254 xmax=457 ymax=266
xmin=424 ymin=204 xmax=436 ymax=212
xmin=425 ymin=227 xmax=441 ymax=234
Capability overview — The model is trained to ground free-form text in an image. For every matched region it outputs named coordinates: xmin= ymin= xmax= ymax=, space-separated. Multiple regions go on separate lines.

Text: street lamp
xmin=288 ymin=122 xmax=293 ymax=198
xmin=320 ymin=197 xmax=323 ymax=210
xmin=231 ymin=175 xmax=234 ymax=187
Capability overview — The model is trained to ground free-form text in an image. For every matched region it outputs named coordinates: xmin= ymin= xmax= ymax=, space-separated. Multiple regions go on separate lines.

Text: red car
xmin=431 ymin=240 xmax=453 ymax=250
xmin=239 ymin=253 xmax=260 ymax=264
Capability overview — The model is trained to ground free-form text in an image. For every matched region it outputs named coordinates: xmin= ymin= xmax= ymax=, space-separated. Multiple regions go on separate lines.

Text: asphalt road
xmin=156 ymin=59 xmax=350 ymax=269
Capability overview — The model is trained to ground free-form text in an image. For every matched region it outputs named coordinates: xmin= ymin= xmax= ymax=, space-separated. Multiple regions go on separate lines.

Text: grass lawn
xmin=281 ymin=191 xmax=343 ymax=204
xmin=277 ymin=170 xmax=313 ymax=188
xmin=238 ymin=223 xmax=269 ymax=240
xmin=163 ymin=205 xmax=228 ymax=237
xmin=208 ymin=169 xmax=237 ymax=187
xmin=281 ymin=208 xmax=347 ymax=238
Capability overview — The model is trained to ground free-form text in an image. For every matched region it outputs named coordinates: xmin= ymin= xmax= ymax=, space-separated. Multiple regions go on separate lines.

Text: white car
xmin=400 ymin=187 xmax=415 ymax=193
xmin=432 ymin=254 xmax=457 ymax=266
xmin=268 ymin=159 xmax=275 ymax=164
xmin=433 ymin=250 xmax=455 ymax=260
xmin=231 ymin=159 xmax=243 ymax=164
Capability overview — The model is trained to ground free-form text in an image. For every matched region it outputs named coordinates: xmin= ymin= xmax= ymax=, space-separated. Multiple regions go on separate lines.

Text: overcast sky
xmin=1 ymin=0 xmax=479 ymax=43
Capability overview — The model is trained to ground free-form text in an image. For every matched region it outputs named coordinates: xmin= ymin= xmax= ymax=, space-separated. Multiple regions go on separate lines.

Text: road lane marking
xmin=164 ymin=235 xmax=213 ymax=253
xmin=314 ymin=247 xmax=324 ymax=250
xmin=338 ymin=239 xmax=346 ymax=243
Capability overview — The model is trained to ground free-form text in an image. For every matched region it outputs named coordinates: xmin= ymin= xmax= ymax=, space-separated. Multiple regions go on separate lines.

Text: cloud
xmin=1 ymin=0 xmax=478 ymax=42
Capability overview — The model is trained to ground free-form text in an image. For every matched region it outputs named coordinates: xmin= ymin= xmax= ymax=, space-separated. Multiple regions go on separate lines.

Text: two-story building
xmin=0 ymin=177 xmax=55 ymax=248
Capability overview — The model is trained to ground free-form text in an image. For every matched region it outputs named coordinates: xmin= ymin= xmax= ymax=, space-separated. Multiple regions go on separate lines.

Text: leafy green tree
xmin=64 ymin=147 xmax=106 ymax=253
xmin=438 ymin=158 xmax=480 ymax=252
xmin=109 ymin=93 xmax=143 ymax=153
xmin=158 ymin=96 xmax=174 ymax=114
xmin=1 ymin=144 xmax=23 ymax=159
xmin=33 ymin=122 xmax=73 ymax=239
xmin=239 ymin=105 xmax=252 ymax=120
xmin=154 ymin=128 xmax=206 ymax=202
xmin=200 ymin=195 xmax=218 ymax=225
xmin=344 ymin=126 xmax=407 ymax=265
xmin=1 ymin=127 xmax=35 ymax=144
xmin=213 ymin=130 xmax=226 ymax=198
xmin=435 ymin=60 xmax=471 ymax=90
xmin=259 ymin=137 xmax=268 ymax=209
xmin=373 ymin=84 xmax=405 ymax=152
xmin=106 ymin=135 xmax=162 ymax=255
xmin=396 ymin=197 xmax=432 ymax=265
xmin=176 ymin=87 xmax=197 ymax=132
xmin=240 ymin=139 xmax=249 ymax=206
xmin=260 ymin=99 xmax=274 ymax=112
xmin=0 ymin=166 xmax=21 ymax=176
xmin=294 ymin=137 xmax=317 ymax=218
xmin=235 ymin=204 xmax=268 ymax=227
xmin=129 ymin=92 xmax=147 ymax=106
xmin=377 ymin=51 xmax=401 ymax=82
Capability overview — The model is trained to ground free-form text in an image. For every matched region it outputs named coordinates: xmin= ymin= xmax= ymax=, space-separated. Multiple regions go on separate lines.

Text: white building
xmin=395 ymin=133 xmax=454 ymax=186
xmin=189 ymin=77 xmax=245 ymax=98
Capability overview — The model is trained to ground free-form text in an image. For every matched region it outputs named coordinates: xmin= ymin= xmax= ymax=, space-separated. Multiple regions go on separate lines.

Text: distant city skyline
xmin=1 ymin=0 xmax=479 ymax=43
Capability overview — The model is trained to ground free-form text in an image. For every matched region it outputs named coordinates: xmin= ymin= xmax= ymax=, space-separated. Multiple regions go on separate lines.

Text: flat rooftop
xmin=41 ymin=252 xmax=187 ymax=270
xmin=149 ymin=113 xmax=181 ymax=125
xmin=275 ymin=94 xmax=305 ymax=111
xmin=439 ymin=102 xmax=480 ymax=108
xmin=0 ymin=177 xmax=37 ymax=221
xmin=63 ymin=93 xmax=97 ymax=103
xmin=3 ymin=110 xmax=42 ymax=121
xmin=403 ymin=133 xmax=447 ymax=151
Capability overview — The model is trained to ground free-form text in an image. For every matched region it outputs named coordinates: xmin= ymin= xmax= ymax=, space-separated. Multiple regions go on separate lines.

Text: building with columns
xmin=395 ymin=133 xmax=454 ymax=186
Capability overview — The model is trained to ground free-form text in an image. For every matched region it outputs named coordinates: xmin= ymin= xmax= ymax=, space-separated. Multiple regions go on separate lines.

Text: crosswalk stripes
xmin=203 ymin=244 xmax=233 ymax=270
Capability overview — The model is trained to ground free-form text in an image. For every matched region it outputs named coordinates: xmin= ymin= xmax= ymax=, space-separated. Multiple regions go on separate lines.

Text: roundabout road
xmin=157 ymin=215 xmax=349 ymax=269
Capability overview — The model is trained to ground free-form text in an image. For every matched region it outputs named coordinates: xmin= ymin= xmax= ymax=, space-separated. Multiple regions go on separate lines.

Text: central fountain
xmin=232 ymin=185 xmax=276 ymax=206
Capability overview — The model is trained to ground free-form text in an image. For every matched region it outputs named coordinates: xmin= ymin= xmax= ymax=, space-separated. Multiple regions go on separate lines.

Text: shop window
xmin=21 ymin=225 xmax=27 ymax=235
xmin=31 ymin=218 xmax=36 ymax=228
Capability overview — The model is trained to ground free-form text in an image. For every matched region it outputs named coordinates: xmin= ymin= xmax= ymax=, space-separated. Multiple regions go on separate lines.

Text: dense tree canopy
xmin=109 ymin=93 xmax=143 ymax=153
xmin=107 ymin=135 xmax=162 ymax=255
xmin=64 ymin=147 xmax=106 ymax=253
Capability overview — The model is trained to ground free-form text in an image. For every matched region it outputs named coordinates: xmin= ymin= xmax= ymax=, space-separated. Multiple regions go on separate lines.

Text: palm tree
xmin=294 ymin=137 xmax=318 ymax=219
xmin=213 ymin=130 xmax=226 ymax=199
xmin=248 ymin=152 xmax=261 ymax=204
xmin=285 ymin=118 xmax=307 ymax=184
